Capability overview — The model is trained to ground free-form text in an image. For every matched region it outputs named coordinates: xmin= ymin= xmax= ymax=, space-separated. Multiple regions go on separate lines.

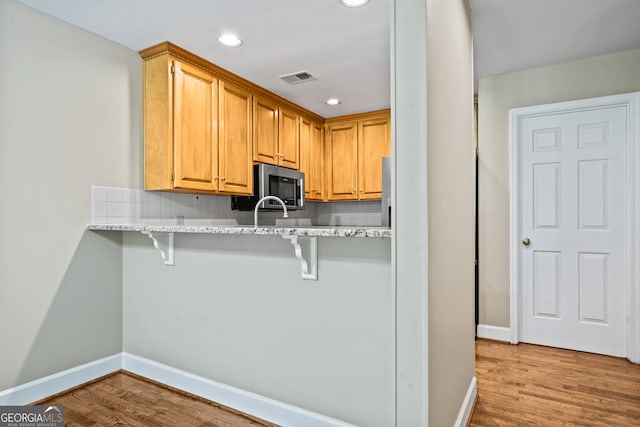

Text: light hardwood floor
xmin=470 ymin=339 xmax=640 ymax=426
xmin=36 ymin=371 xmax=278 ymax=427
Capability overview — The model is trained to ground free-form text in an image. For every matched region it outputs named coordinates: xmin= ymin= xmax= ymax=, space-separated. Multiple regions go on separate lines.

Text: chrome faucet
xmin=254 ymin=196 xmax=288 ymax=228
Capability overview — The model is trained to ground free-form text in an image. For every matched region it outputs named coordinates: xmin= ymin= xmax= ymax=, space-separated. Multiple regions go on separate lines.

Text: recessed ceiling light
xmin=217 ymin=33 xmax=242 ymax=47
xmin=340 ymin=0 xmax=369 ymax=7
xmin=326 ymin=98 xmax=341 ymax=106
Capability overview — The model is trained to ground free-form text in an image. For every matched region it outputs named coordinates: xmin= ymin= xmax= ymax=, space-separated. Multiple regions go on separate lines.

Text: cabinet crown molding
xmin=324 ymin=109 xmax=391 ymax=125
xmin=140 ymin=41 xmax=325 ymax=123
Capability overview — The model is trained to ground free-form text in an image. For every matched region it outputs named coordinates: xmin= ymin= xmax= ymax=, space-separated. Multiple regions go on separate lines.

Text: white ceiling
xmin=470 ymin=0 xmax=640 ymax=82
xmin=15 ymin=0 xmax=390 ymax=118
xmin=14 ymin=0 xmax=640 ymax=115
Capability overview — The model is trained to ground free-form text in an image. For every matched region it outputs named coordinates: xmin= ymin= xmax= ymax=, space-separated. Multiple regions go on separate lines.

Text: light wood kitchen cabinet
xmin=311 ymin=121 xmax=325 ymax=199
xmin=278 ymin=107 xmax=300 ymax=169
xmin=141 ymin=42 xmax=388 ymax=203
xmin=252 ymin=96 xmax=279 ymax=166
xmin=325 ymin=121 xmax=358 ymax=200
xmin=253 ymin=97 xmax=300 ymax=169
xmin=218 ymin=81 xmax=253 ymax=194
xmin=325 ymin=110 xmax=390 ymax=201
xmin=299 ymin=117 xmax=324 ymax=200
xmin=357 ymin=116 xmax=391 ymax=199
xmin=172 ymin=61 xmax=217 ymax=192
xmin=141 ymin=45 xmax=253 ymax=195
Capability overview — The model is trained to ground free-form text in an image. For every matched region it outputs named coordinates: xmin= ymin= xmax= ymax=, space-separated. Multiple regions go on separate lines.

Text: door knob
xmin=522 ymin=237 xmax=531 ymax=246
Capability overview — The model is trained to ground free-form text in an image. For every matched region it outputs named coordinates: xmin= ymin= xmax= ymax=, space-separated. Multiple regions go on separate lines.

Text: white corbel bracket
xmin=282 ymin=235 xmax=318 ymax=280
xmin=141 ymin=231 xmax=175 ymax=266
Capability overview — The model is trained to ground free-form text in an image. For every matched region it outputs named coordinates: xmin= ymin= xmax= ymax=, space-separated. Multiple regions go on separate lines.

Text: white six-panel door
xmin=518 ymin=104 xmax=627 ymax=357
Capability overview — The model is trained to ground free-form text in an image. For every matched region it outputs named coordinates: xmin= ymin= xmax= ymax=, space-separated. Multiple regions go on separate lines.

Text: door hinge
xmin=171 ymin=172 xmax=175 ymax=182
xmin=171 ymin=64 xmax=175 ymax=73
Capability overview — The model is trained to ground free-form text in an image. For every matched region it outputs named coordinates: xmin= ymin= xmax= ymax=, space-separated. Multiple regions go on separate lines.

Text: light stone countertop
xmin=87 ymin=223 xmax=391 ymax=238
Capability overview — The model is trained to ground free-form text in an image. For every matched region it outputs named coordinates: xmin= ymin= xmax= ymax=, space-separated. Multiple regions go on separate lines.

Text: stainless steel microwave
xmin=231 ymin=164 xmax=305 ymax=211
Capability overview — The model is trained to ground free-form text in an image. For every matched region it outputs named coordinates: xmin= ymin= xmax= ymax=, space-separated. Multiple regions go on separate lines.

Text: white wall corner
xmin=0 ymin=353 xmax=359 ymax=426
xmin=476 ymin=324 xmax=512 ymax=342
xmin=0 ymin=354 xmax=122 ymax=405
xmin=121 ymin=353 xmax=356 ymax=427
xmin=454 ymin=376 xmax=477 ymax=427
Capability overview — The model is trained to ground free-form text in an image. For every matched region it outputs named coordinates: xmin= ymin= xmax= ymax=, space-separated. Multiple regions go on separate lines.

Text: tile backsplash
xmin=316 ymin=200 xmax=383 ymax=226
xmin=91 ymin=186 xmax=382 ymax=226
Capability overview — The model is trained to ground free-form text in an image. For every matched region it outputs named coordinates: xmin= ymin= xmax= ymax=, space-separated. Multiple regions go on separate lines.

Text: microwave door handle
xmin=299 ymin=178 xmax=304 ymax=207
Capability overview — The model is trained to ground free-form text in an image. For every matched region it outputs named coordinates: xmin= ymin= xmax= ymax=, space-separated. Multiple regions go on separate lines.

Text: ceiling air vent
xmin=279 ymin=71 xmax=317 ymax=85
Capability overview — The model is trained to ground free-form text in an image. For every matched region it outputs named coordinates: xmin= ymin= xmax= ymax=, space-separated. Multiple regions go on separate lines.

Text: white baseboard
xmin=0 ymin=354 xmax=122 ymax=405
xmin=477 ymin=324 xmax=511 ymax=342
xmin=0 ymin=352 xmax=356 ymax=426
xmin=122 ymin=352 xmax=355 ymax=427
xmin=454 ymin=376 xmax=477 ymax=427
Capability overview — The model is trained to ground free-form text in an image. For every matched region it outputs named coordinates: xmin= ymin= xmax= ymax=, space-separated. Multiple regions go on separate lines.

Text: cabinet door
xmin=299 ymin=117 xmax=312 ymax=198
xmin=173 ymin=61 xmax=217 ymax=191
xmin=310 ymin=121 xmax=325 ymax=200
xmin=253 ymin=96 xmax=279 ymax=165
xmin=300 ymin=118 xmax=324 ymax=201
xmin=357 ymin=117 xmax=391 ymax=199
xmin=326 ymin=122 xmax=358 ymax=200
xmin=218 ymin=80 xmax=253 ymax=195
xmin=279 ymin=107 xmax=299 ymax=169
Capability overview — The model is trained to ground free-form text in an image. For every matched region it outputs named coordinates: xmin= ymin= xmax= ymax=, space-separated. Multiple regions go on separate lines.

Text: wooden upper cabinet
xmin=172 ymin=61 xmax=217 ymax=192
xmin=299 ymin=117 xmax=324 ymax=200
xmin=278 ymin=107 xmax=299 ymax=169
xmin=325 ymin=110 xmax=391 ymax=201
xmin=326 ymin=122 xmax=358 ymax=200
xmin=299 ymin=117 xmax=312 ymax=197
xmin=141 ymin=45 xmax=254 ymax=196
xmin=218 ymin=81 xmax=253 ymax=195
xmin=252 ymin=96 xmax=279 ymax=165
xmin=253 ymin=98 xmax=300 ymax=169
xmin=310 ymin=121 xmax=325 ymax=200
xmin=142 ymin=54 xmax=221 ymax=192
xmin=358 ymin=117 xmax=391 ymax=199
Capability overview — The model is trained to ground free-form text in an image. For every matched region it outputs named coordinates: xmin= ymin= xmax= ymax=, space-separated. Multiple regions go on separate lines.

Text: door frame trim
xmin=509 ymin=92 xmax=640 ymax=363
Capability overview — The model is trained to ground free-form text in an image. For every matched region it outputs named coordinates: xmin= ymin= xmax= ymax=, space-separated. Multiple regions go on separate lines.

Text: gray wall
xmin=0 ymin=0 xmax=142 ymax=390
xmin=478 ymin=48 xmax=640 ymax=327
xmin=122 ymin=233 xmax=393 ymax=427
xmin=426 ymin=0 xmax=476 ymax=425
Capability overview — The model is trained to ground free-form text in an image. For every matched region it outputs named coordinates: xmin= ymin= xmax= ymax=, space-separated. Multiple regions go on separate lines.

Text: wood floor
xmin=32 ymin=342 xmax=640 ymax=426
xmin=470 ymin=339 xmax=640 ymax=426
xmin=36 ymin=371 xmax=278 ymax=427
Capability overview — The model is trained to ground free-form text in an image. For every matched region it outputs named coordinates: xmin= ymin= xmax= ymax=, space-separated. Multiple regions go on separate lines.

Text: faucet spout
xmin=254 ymin=196 xmax=289 ymax=228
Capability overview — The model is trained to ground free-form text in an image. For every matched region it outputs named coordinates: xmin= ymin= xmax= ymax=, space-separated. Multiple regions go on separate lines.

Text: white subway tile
xmin=107 ymin=188 xmax=123 ymax=202
xmin=122 ymin=189 xmax=135 ymax=203
xmin=160 ymin=198 xmax=173 ymax=217
xmin=92 ymin=201 xmax=108 ymax=218
xmin=91 ymin=186 xmax=108 ymax=202
xmin=107 ymin=202 xmax=123 ymax=218
xmin=148 ymin=191 xmax=162 ymax=205
xmin=149 ymin=203 xmax=161 ymax=217
xmin=122 ymin=202 xmax=135 ymax=219
xmin=139 ymin=190 xmax=149 ymax=205
xmin=140 ymin=203 xmax=149 ymax=218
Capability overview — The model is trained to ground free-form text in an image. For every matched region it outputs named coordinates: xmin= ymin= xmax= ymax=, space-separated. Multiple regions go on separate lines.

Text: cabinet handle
xmin=360 ymin=188 xmax=363 ymax=192
xmin=220 ymin=176 xmax=226 ymax=180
